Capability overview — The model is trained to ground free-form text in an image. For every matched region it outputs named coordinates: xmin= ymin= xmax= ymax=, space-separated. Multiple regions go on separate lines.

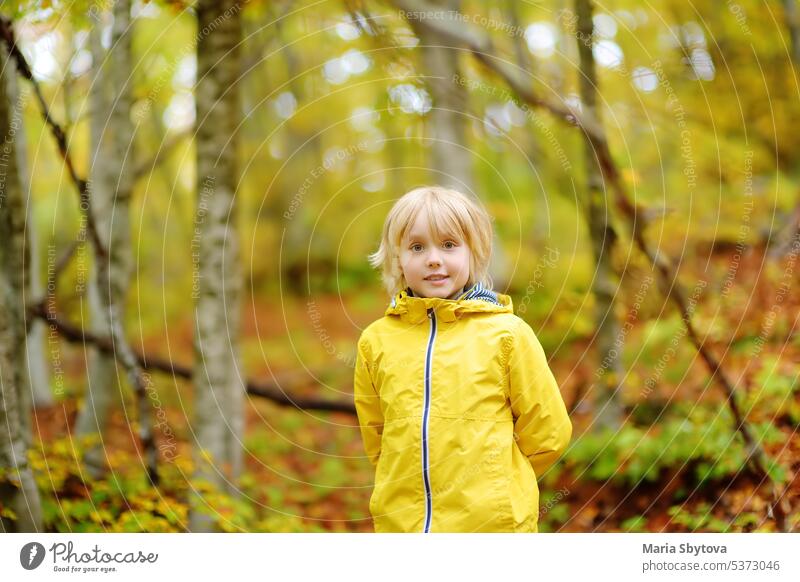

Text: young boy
xmin=354 ymin=186 xmax=572 ymax=532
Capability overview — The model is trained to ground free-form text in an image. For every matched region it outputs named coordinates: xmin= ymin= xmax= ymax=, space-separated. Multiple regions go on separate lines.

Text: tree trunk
xmin=504 ymin=0 xmax=539 ymax=161
xmin=400 ymin=1 xmax=517 ymax=287
xmin=189 ymin=0 xmax=245 ymax=532
xmin=272 ymin=10 xmax=322 ymax=293
xmin=0 ymin=33 xmax=36 ymax=453
xmin=406 ymin=0 xmax=473 ymax=192
xmin=73 ymin=2 xmax=134 ymax=475
xmin=0 ymin=39 xmax=42 ymax=532
xmin=11 ymin=72 xmax=52 ymax=410
xmin=25 ymin=234 xmax=52 ymax=409
xmin=769 ymin=1 xmax=800 ymax=259
xmin=575 ymin=0 xmax=624 ymax=430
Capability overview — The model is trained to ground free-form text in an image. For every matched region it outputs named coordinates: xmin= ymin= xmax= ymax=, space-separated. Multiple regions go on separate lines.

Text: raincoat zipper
xmin=422 ymin=307 xmax=436 ymax=532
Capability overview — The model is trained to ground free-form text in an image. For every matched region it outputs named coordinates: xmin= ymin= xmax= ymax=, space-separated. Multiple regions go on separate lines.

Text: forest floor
xmin=31 ymin=243 xmax=799 ymax=532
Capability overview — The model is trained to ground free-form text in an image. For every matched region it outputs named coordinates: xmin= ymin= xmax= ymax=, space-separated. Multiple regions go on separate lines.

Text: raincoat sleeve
xmin=353 ymin=334 xmax=383 ymax=467
xmin=507 ymin=319 xmax=572 ymax=478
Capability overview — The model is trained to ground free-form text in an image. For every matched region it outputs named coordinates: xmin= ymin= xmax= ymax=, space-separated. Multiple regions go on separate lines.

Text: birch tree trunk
xmin=73 ymin=2 xmax=134 ymax=475
xmin=189 ymin=0 xmax=245 ymax=532
xmin=12 ymin=75 xmax=52 ymax=409
xmin=0 ymin=39 xmax=42 ymax=532
xmin=575 ymin=0 xmax=624 ymax=429
xmin=0 ymin=35 xmax=35 ymax=453
xmin=0 ymin=289 xmax=42 ymax=532
xmin=25 ymin=230 xmax=51 ymax=410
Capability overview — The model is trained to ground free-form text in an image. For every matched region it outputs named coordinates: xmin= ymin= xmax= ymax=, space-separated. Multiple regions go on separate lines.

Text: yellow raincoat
xmin=354 ymin=285 xmax=572 ymax=532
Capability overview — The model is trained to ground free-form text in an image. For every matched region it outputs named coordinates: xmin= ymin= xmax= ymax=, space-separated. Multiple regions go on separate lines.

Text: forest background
xmin=0 ymin=0 xmax=798 ymax=533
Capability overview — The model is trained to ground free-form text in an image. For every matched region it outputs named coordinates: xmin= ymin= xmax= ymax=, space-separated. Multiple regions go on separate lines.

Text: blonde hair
xmin=369 ymin=186 xmax=494 ymax=296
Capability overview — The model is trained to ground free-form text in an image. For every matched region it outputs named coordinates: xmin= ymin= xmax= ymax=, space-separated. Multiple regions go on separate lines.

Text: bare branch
xmin=0 ymin=16 xmax=105 ymax=260
xmin=28 ymin=303 xmax=356 ymax=415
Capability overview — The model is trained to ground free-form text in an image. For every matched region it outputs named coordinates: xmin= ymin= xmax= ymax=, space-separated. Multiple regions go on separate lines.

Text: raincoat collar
xmin=385 ymin=281 xmax=513 ymax=323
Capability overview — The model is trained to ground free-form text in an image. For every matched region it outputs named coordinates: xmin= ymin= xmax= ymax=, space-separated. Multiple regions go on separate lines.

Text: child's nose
xmin=426 ymin=249 xmax=442 ymax=266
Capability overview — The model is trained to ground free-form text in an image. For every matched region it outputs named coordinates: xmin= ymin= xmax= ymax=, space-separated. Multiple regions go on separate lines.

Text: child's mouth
xmin=425 ymin=275 xmax=449 ymax=284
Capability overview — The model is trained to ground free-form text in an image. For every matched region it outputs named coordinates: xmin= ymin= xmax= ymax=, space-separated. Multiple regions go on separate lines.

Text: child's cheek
xmin=399 ymin=252 xmax=414 ymax=275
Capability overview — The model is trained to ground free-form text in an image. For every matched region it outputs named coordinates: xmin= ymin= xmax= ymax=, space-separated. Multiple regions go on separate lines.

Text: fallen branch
xmin=28 ymin=303 xmax=356 ymax=415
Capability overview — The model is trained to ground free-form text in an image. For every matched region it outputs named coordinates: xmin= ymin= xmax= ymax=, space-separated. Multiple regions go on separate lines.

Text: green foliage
xmin=27 ymin=434 xmax=185 ymax=532
xmin=669 ymin=501 xmax=779 ymax=533
xmin=667 ymin=503 xmax=733 ymax=532
xmin=22 ymin=434 xmax=330 ymax=533
xmin=634 ymin=315 xmax=694 ymax=384
xmin=566 ymin=402 xmax=788 ymax=488
xmin=620 ymin=514 xmax=648 ymax=532
xmin=536 ymin=489 xmax=571 ymax=533
xmin=743 ymin=357 xmax=800 ymax=426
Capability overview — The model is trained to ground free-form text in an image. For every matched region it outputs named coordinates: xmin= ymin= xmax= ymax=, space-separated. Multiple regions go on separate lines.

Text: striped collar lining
xmin=457 ymin=281 xmax=502 ymax=305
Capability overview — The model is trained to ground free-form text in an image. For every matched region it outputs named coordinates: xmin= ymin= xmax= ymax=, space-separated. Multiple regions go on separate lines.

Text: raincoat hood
xmin=385 ymin=283 xmax=514 ymax=323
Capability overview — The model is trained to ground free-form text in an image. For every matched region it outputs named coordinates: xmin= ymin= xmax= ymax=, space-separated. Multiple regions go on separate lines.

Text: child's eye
xmin=411 ymin=243 xmax=423 ymax=252
xmin=442 ymin=241 xmax=457 ymax=249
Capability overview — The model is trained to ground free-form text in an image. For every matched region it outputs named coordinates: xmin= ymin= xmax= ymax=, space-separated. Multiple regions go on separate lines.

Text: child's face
xmin=399 ymin=211 xmax=471 ymax=300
